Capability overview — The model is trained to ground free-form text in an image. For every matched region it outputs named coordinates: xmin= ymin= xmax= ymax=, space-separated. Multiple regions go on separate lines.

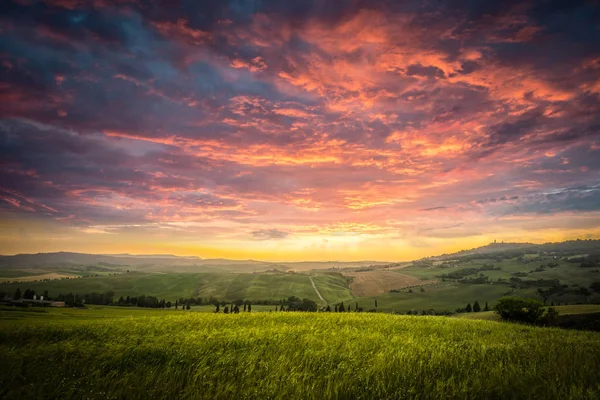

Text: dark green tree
xmin=248 ymin=304 xmax=251 ymax=312
xmin=484 ymin=301 xmax=489 ymax=311
xmin=355 ymin=302 xmax=358 ymax=311
xmin=224 ymin=306 xmax=229 ymax=314
xmin=334 ymin=305 xmax=338 ymax=312
xmin=339 ymin=302 xmax=345 ymax=312
xmin=473 ymin=301 xmax=481 ymax=312
xmin=495 ymin=297 xmax=557 ymax=325
xmin=326 ymin=305 xmax=331 ymax=312
xmin=243 ymin=304 xmax=247 ymax=312
xmin=466 ymin=303 xmax=472 ymax=312
xmin=375 ymin=299 xmax=378 ymax=308
xmin=215 ymin=304 xmax=220 ymax=313
xmin=186 ymin=304 xmax=190 ymax=310
xmin=13 ymin=288 xmax=21 ymax=300
xmin=175 ymin=300 xmax=178 ymax=309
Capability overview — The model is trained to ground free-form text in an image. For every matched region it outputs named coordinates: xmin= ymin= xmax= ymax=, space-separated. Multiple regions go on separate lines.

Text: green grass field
xmin=0 ymin=272 xmax=349 ymax=303
xmin=0 ymin=309 xmax=599 ymax=399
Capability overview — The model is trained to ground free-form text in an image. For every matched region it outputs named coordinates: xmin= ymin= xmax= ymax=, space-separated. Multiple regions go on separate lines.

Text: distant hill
xmin=0 ymin=252 xmax=388 ymax=272
xmin=421 ymin=239 xmax=600 ymax=262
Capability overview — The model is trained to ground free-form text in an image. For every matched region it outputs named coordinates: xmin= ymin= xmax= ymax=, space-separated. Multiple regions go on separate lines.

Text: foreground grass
xmin=1 ymin=312 xmax=599 ymax=399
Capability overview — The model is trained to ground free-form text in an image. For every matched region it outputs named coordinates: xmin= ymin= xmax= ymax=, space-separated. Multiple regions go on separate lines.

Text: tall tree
xmin=339 ymin=302 xmax=345 ymax=312
xmin=175 ymin=300 xmax=178 ymax=310
xmin=375 ymin=299 xmax=378 ymax=308
xmin=466 ymin=303 xmax=472 ymax=312
xmin=473 ymin=301 xmax=481 ymax=312
xmin=13 ymin=288 xmax=21 ymax=300
xmin=355 ymin=302 xmax=358 ymax=311
xmin=248 ymin=304 xmax=251 ymax=312
xmin=326 ymin=305 xmax=331 ymax=312
xmin=243 ymin=303 xmax=247 ymax=312
xmin=215 ymin=304 xmax=220 ymax=313
xmin=484 ymin=301 xmax=489 ymax=312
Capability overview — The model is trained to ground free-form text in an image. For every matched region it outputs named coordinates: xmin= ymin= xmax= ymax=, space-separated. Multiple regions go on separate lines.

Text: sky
xmin=1 ymin=0 xmax=600 ymax=261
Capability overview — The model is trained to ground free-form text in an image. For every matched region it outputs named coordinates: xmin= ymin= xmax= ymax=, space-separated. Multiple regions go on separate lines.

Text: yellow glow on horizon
xmin=1 ymin=215 xmax=599 ymax=262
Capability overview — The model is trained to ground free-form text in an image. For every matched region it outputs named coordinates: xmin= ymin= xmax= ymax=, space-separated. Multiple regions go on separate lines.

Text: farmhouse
xmin=2 ymin=298 xmax=65 ymax=307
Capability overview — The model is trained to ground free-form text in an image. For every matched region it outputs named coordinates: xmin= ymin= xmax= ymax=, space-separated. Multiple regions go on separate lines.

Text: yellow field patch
xmin=1 ymin=272 xmax=77 ymax=283
xmin=344 ymin=271 xmax=436 ymax=297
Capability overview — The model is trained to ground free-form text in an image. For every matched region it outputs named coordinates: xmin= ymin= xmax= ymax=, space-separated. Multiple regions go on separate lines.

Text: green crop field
xmin=0 ymin=272 xmax=207 ymax=299
xmin=0 ymin=309 xmax=599 ymax=399
xmin=0 ymin=272 xmax=352 ymax=303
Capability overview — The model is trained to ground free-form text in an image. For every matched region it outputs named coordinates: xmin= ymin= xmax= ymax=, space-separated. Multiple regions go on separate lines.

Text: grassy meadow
xmin=1 ymin=309 xmax=600 ymax=399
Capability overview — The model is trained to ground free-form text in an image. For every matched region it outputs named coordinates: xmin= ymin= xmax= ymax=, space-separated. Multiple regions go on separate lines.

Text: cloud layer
xmin=1 ymin=0 xmax=599 ymax=260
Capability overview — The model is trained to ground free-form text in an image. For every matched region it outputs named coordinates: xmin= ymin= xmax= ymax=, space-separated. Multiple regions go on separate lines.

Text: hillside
xmin=421 ymin=239 xmax=600 ymax=262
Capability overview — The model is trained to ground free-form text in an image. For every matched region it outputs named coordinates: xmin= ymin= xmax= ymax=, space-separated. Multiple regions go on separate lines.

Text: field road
xmin=309 ymin=276 xmax=325 ymax=302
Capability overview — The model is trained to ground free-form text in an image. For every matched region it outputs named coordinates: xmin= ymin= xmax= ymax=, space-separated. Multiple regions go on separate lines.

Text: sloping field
xmin=195 ymin=272 xmax=331 ymax=301
xmin=345 ymin=271 xmax=436 ymax=297
xmin=0 ymin=272 xmax=77 ymax=283
xmin=0 ymin=272 xmax=206 ymax=300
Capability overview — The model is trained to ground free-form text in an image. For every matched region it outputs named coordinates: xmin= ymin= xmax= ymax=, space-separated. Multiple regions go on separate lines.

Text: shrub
xmin=495 ymin=297 xmax=558 ymax=325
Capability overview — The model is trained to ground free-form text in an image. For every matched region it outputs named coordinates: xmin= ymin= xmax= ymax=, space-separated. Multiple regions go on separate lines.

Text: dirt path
xmin=309 ymin=276 xmax=325 ymax=302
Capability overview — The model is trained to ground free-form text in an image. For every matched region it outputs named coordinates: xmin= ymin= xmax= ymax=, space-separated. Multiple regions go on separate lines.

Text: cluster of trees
xmin=439 ymin=265 xmax=500 ymax=280
xmin=456 ymin=300 xmax=489 ymax=313
xmin=494 ymin=297 xmax=558 ymax=325
xmin=507 ymin=277 xmax=561 ymax=289
xmin=217 ymin=303 xmax=252 ymax=313
xmin=2 ymin=288 xmax=50 ymax=301
xmin=115 ymin=295 xmax=171 ymax=308
xmin=321 ymin=300 xmax=379 ymax=313
xmin=269 ymin=296 xmax=318 ymax=312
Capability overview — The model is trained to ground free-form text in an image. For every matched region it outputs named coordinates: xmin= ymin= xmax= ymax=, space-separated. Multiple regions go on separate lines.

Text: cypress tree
xmin=473 ymin=301 xmax=481 ymax=312
xmin=339 ymin=302 xmax=345 ymax=312
xmin=13 ymin=288 xmax=21 ymax=300
xmin=248 ymin=304 xmax=251 ymax=312
xmin=465 ymin=303 xmax=472 ymax=312
xmin=484 ymin=301 xmax=489 ymax=311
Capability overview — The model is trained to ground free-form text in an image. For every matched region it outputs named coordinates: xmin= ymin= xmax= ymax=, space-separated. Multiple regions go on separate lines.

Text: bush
xmin=495 ymin=297 xmax=558 ymax=325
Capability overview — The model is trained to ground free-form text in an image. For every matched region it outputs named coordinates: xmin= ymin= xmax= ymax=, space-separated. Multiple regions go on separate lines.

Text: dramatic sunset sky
xmin=1 ymin=0 xmax=599 ymax=261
